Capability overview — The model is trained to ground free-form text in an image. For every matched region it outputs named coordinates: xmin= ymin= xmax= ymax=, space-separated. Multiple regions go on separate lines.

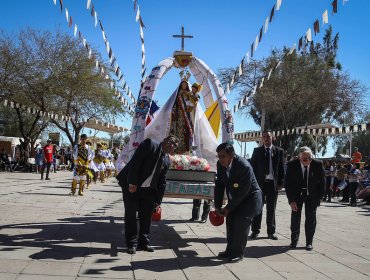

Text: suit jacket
xmin=214 ymin=155 xmax=263 ymax=219
xmin=284 ymin=158 xmax=325 ymax=207
xmin=250 ymin=145 xmax=285 ymax=189
xmin=116 ymin=138 xmax=170 ymax=204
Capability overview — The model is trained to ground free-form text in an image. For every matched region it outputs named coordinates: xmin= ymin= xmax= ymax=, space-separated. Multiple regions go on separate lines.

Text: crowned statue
xmin=144 ymin=70 xmax=218 ymax=170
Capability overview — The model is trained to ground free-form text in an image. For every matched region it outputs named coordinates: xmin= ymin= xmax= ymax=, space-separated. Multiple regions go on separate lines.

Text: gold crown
xmin=179 ymin=70 xmax=191 ymax=81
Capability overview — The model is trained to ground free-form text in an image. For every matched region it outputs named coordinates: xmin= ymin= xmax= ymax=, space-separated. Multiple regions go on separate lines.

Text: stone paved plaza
xmin=0 ymin=171 xmax=369 ymax=280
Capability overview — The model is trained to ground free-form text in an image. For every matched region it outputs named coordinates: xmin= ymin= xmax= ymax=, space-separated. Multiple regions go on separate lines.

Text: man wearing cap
xmin=41 ymin=139 xmax=54 ymax=180
xmin=116 ymin=135 xmax=179 ymax=254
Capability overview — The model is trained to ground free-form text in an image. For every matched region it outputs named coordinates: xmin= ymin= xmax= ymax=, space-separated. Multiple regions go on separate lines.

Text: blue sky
xmin=1 ymin=0 xmax=369 ymax=156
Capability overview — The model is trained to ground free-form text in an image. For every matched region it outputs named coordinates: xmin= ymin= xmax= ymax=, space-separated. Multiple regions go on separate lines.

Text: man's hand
xmin=222 ymin=207 xmax=230 ymax=217
xmin=290 ymin=202 xmax=298 ymax=212
xmin=215 ymin=208 xmax=223 ymax=217
xmin=277 ymin=184 xmax=283 ymax=191
xmin=153 ymin=203 xmax=160 ymax=211
xmin=128 ymin=184 xmax=137 ymax=193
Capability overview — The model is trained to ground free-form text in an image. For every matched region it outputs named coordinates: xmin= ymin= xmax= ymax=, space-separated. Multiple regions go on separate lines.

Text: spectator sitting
xmin=0 ymin=148 xmax=11 ymax=171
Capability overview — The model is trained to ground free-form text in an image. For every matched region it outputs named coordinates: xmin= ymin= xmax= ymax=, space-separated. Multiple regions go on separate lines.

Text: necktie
xmin=226 ymin=166 xmax=231 ymax=178
xmin=265 ymin=147 xmax=270 ymax=175
xmin=303 ymin=166 xmax=308 ymax=195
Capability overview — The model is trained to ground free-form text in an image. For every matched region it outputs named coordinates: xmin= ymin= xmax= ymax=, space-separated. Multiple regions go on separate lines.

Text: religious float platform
xmin=165 ymin=169 xmax=216 ymax=200
xmin=125 ymin=27 xmax=234 ymax=200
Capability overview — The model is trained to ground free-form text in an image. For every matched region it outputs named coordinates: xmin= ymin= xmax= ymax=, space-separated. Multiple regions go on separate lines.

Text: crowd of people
xmin=2 ymin=130 xmax=369 ymax=264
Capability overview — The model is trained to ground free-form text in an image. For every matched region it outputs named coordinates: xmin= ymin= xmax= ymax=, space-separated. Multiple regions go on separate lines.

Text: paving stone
xmin=0 ymin=172 xmax=369 ymax=280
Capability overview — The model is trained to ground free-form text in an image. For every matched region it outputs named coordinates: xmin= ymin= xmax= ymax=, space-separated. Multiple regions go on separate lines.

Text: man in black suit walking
xmin=116 ymin=135 xmax=179 ymax=254
xmin=214 ymin=142 xmax=263 ymax=263
xmin=285 ymin=146 xmax=325 ymax=251
xmin=250 ymin=130 xmax=285 ymax=240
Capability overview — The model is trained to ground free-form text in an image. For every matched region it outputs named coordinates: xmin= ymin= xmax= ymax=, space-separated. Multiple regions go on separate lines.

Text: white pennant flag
xmin=136 ymin=6 xmax=140 ymax=22
xmin=95 ymin=60 xmax=99 ymax=69
xmin=87 ymin=0 xmax=92 ymax=9
xmin=102 ymin=31 xmax=107 ymax=42
xmin=322 ymin=10 xmax=329 ymax=24
xmin=65 ymin=8 xmax=69 ymax=22
xmin=252 ymin=84 xmax=257 ymax=96
xmin=95 ymin=12 xmax=98 ymax=27
xmin=53 ymin=0 xmax=56 ymax=5
xmin=74 ymin=24 xmax=78 ymax=37
xmin=276 ymin=0 xmax=282 ymax=11
xmin=246 ymin=52 xmax=250 ymax=63
xmin=106 ymin=41 xmax=110 ymax=53
xmin=88 ymin=48 xmax=92 ymax=59
xmin=82 ymin=38 xmax=87 ymax=47
xmin=259 ymin=77 xmax=265 ymax=89
xmin=306 ymin=28 xmax=312 ymax=42
xmin=264 ymin=17 xmax=269 ymax=33
xmin=230 ymin=74 xmax=235 ymax=87
xmin=254 ymin=35 xmax=259 ymax=51
xmin=238 ymin=63 xmax=243 ymax=77
xmin=267 ymin=69 xmax=273 ymax=80
xmin=140 ymin=25 xmax=144 ymax=38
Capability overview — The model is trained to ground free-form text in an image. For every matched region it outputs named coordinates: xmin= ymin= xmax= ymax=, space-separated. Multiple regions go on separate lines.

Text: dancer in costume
xmin=70 ymin=134 xmax=92 ymax=196
xmin=86 ymin=141 xmax=99 ymax=188
xmin=94 ymin=143 xmax=106 ymax=183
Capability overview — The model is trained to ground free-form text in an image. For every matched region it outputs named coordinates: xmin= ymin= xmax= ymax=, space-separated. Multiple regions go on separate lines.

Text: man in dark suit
xmin=285 ymin=146 xmax=325 ymax=251
xmin=116 ymin=135 xmax=179 ymax=254
xmin=214 ymin=142 xmax=263 ymax=263
xmin=250 ymin=130 xmax=285 ymax=240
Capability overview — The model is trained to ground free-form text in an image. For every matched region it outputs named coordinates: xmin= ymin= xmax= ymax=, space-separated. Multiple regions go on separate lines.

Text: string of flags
xmin=224 ymin=0 xmax=284 ymax=96
xmin=2 ymin=98 xmax=72 ymax=122
xmin=50 ymin=0 xmax=135 ymax=113
xmin=234 ymin=122 xmax=369 ymax=142
xmin=85 ymin=0 xmax=137 ymax=105
xmin=233 ymin=0 xmax=348 ymax=114
xmin=1 ymin=98 xmax=128 ymax=132
xmin=133 ymin=0 xmax=147 ymax=84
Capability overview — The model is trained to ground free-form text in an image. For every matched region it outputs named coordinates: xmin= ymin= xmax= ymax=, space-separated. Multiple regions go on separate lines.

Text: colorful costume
xmin=70 ymin=143 xmax=92 ymax=196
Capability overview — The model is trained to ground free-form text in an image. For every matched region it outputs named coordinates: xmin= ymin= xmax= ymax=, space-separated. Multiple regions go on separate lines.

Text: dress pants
xmin=226 ymin=210 xmax=251 ymax=258
xmin=123 ymin=187 xmax=156 ymax=248
xmin=251 ymin=181 xmax=277 ymax=234
xmin=290 ymin=194 xmax=317 ymax=245
xmin=191 ymin=199 xmax=211 ymax=220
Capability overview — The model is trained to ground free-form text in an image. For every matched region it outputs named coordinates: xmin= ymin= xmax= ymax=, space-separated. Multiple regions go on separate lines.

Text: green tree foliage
xmin=219 ymin=26 xmax=367 ymax=155
xmin=0 ymin=28 xmax=126 ymax=151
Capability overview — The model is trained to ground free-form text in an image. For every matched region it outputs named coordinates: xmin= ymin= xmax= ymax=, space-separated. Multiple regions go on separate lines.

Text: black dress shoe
xmin=268 ymin=234 xmax=278 ymax=240
xmin=200 ymin=218 xmax=207 ymax=223
xmin=249 ymin=232 xmax=259 ymax=239
xmin=137 ymin=244 xmax=155 ymax=252
xmin=127 ymin=247 xmax=136 ymax=254
xmin=306 ymin=244 xmax=313 ymax=251
xmin=227 ymin=256 xmax=243 ymax=263
xmin=289 ymin=242 xmax=297 ymax=249
xmin=217 ymin=251 xmax=229 ymax=258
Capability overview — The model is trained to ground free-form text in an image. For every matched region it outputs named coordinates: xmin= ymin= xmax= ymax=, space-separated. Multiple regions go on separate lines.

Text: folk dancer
xmin=70 ymin=134 xmax=92 ymax=196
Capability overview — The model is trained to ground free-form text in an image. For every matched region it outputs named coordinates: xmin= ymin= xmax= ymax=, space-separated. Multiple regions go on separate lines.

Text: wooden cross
xmin=172 ymin=26 xmax=193 ymax=51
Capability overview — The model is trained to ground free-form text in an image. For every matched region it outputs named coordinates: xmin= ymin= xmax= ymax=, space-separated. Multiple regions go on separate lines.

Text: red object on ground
xmin=209 ymin=210 xmax=224 ymax=226
xmin=152 ymin=206 xmax=162 ymax=222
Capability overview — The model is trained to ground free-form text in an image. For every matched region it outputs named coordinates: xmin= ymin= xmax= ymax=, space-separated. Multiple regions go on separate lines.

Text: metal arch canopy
xmin=126 ymin=53 xmax=235 ymax=160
